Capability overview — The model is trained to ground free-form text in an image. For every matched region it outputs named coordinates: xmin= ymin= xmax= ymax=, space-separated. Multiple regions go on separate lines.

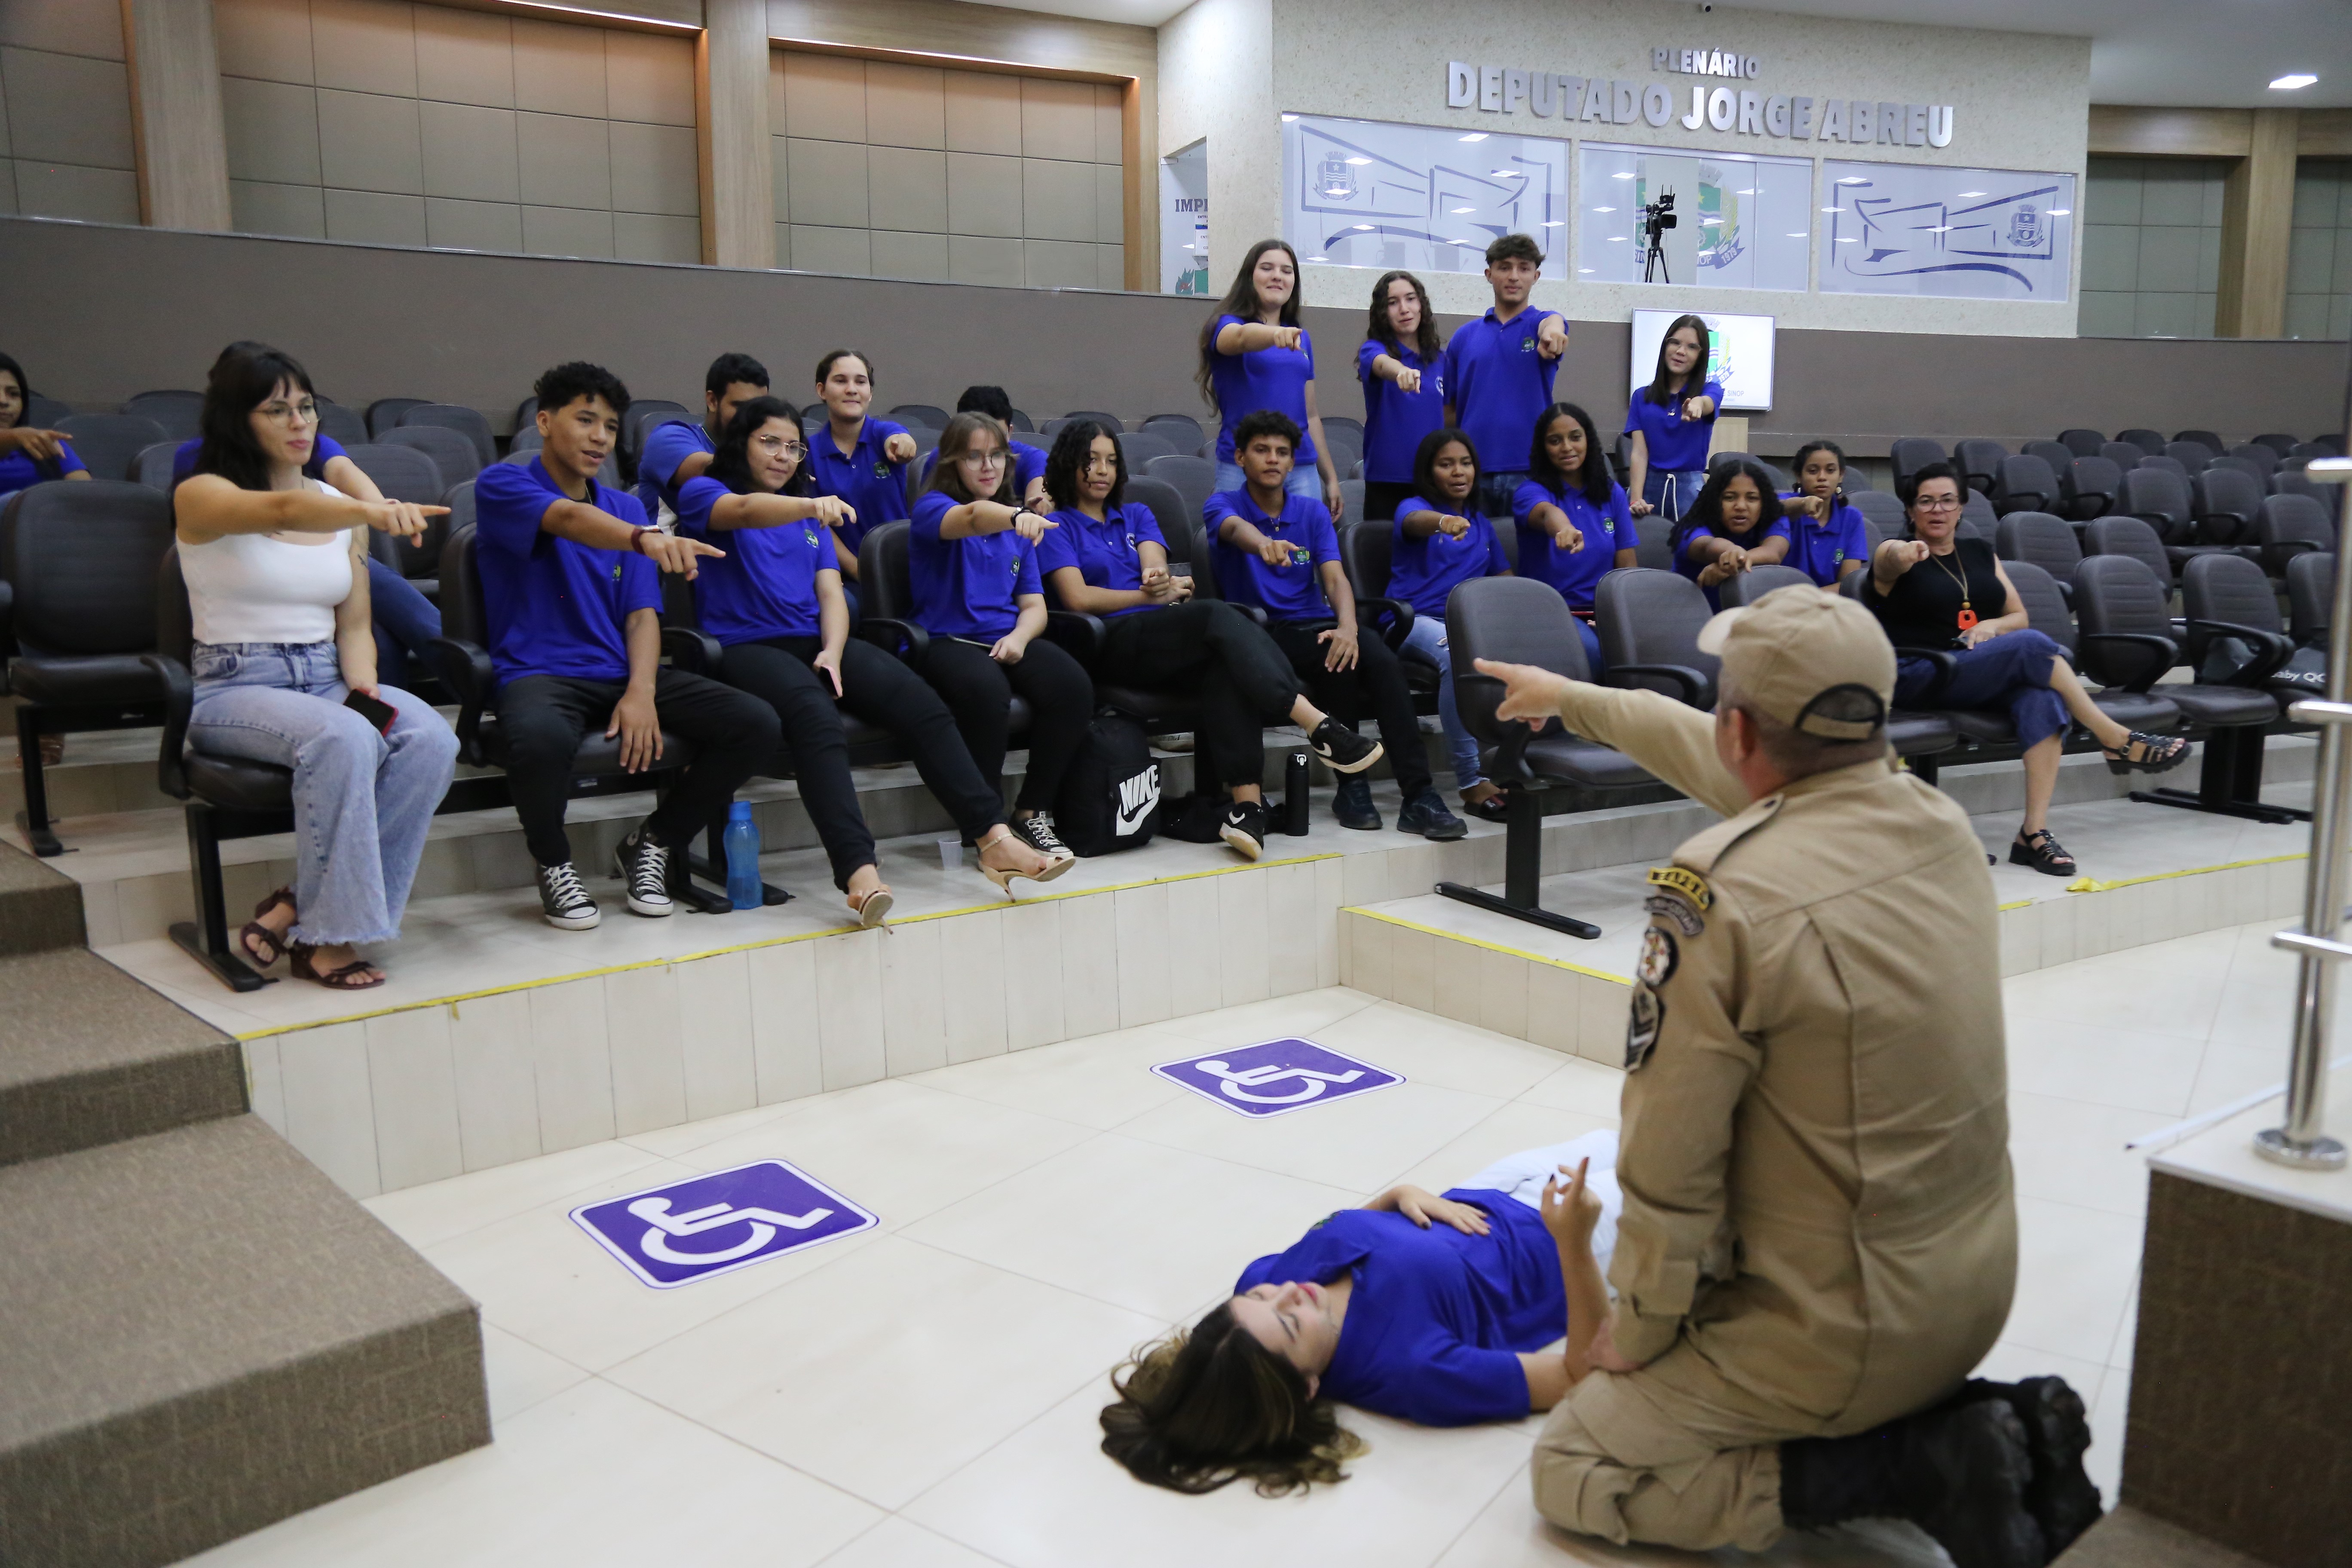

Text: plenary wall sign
xmin=1446 ymin=61 xmax=1955 ymax=150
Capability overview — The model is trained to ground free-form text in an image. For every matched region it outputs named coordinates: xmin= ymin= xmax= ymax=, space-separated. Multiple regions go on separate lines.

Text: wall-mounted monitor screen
xmin=1629 ymin=309 xmax=1776 ymax=411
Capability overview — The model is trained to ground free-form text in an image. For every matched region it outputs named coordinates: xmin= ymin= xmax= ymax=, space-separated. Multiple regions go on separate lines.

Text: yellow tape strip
xmin=1343 ymin=905 xmax=1631 ymax=986
xmin=2061 ymin=851 xmax=2304 ymax=896
xmin=224 ymin=850 xmax=1341 ymax=1040
xmin=1995 ymin=899 xmax=2035 ymax=913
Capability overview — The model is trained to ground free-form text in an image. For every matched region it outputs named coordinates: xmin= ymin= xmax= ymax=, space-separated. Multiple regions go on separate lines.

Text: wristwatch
xmin=630 ymin=526 xmax=658 ymax=555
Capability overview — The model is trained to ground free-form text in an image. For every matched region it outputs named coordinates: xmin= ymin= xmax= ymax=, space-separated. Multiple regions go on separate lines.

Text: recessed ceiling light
xmin=2271 ymin=73 xmax=2318 ymax=90
xmin=1281 ymin=113 xmax=1299 ymax=122
xmin=1459 ymin=132 xmax=1488 ymax=142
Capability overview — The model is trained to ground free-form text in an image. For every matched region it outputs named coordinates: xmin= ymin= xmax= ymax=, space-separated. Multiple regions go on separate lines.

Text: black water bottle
xmin=1283 ymin=749 xmax=1311 ymax=836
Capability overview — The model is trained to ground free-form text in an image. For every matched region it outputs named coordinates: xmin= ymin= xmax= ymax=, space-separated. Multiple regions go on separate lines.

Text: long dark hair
xmin=1099 ymin=1304 xmax=1365 ymax=1496
xmin=928 ymin=412 xmax=1017 ymax=505
xmin=1196 ymin=239 xmax=1302 ymax=407
xmin=1528 ymin=402 xmax=1614 ymax=506
xmin=1643 ymin=312 xmax=1712 ymax=408
xmin=1671 ymin=457 xmax=1784 ymax=557
xmin=193 ymin=343 xmax=317 ymax=492
xmin=1044 ymin=417 xmax=1127 ymax=511
xmin=1409 ymin=427 xmax=1478 ymax=510
xmin=705 ymin=396 xmax=808 ymax=496
xmin=1366 ymin=270 xmax=1441 ymax=361
xmin=0 ymin=352 xmax=32 ymax=430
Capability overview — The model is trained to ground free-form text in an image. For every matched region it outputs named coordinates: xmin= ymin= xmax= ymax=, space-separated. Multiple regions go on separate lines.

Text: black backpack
xmin=1054 ymin=712 xmax=1160 ymax=855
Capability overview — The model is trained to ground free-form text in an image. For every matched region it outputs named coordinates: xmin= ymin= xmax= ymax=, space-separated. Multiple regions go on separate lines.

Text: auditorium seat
xmin=2060 ymin=455 xmax=2120 ymax=521
xmin=365 ymin=397 xmax=429 ymax=438
xmin=1995 ymin=511 xmax=2083 ymax=594
xmin=2086 ymin=514 xmax=2178 ymax=589
xmin=381 ymin=424 xmax=481 ymax=490
xmin=2206 ymin=454 xmax=2268 ymax=484
xmin=118 ymin=391 xmax=204 ymax=443
xmin=888 ymin=403 xmax=949 ymax=429
xmin=1992 ymin=454 xmax=2059 ymax=515
xmin=2271 ymin=468 xmax=2330 ymax=506
xmin=1333 ymin=520 xmax=1424 ymax=686
xmin=2174 ymin=428 xmax=2225 ymax=453
xmin=364 ymin=474 xmax=453 ymax=596
xmin=1059 ymin=409 xmax=1123 ymax=432
xmin=2099 ymin=440 xmax=2147 ymax=472
xmin=1718 ymin=563 xmax=1816 ymax=605
xmin=1145 ymin=453 xmax=1217 ymax=527
xmin=1959 ymin=491 xmax=1997 ymax=539
xmin=1708 ymin=450 xmax=1789 ymax=489
xmin=1115 ymin=430 xmax=1176 ymax=469
xmin=2290 ymin=441 xmax=2335 ymax=463
xmin=398 ymin=404 xmax=497 ymax=469
xmin=1629 ymin=515 xmax=1673 ymax=571
xmin=1 ymin=481 xmax=175 ymax=856
xmin=342 ymin=442 xmax=444 ymax=505
xmin=2252 ymin=432 xmax=2300 ymax=458
xmin=133 ymin=441 xmax=178 ymax=493
xmin=2024 ymin=439 xmax=2078 ymax=478
xmin=2058 ymin=428 xmax=2106 ymax=458
xmin=2182 ymin=552 xmax=2325 ymax=704
xmin=1338 ymin=478 xmax=1365 ymax=527
xmin=1592 ymin=567 xmax=1718 ymax=708
xmin=619 ymin=400 xmax=692 ymax=482
xmin=1853 ymin=489 xmax=1908 ymax=537
xmin=54 ymin=414 xmax=166 ymax=481
xmin=2117 ymin=428 xmax=2166 ymax=455
xmin=2189 ymin=468 xmax=2264 ymax=548
xmin=2288 ymin=551 xmax=2334 ymax=646
xmin=1890 ymin=437 xmax=1945 ymax=487
xmin=316 ymin=399 xmax=368 ymax=449
xmin=2117 ymin=468 xmax=2211 ymax=566
xmin=2165 ymin=441 xmax=2214 ymax=475
xmin=1005 ymin=407 xmax=1035 ymax=432
xmin=1320 ymin=424 xmax=1365 ymax=481
xmin=1140 ymin=413 xmax=1206 ymax=453
xmin=2005 ymin=560 xmax=2178 ymax=741
xmin=2257 ymin=494 xmax=2334 ymax=580
xmin=23 ymin=393 xmax=73 ymax=429
xmin=1954 ymin=439 xmax=2008 ymax=495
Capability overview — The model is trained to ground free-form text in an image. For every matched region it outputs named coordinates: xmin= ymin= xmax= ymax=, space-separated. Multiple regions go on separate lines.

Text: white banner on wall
xmin=1161 ymin=141 xmax=1210 ymax=295
xmin=1818 ymin=159 xmax=2075 ymax=301
xmin=1575 ymin=142 xmax=1808 ymax=292
xmin=1629 ymin=309 xmax=1776 ymax=410
xmin=1281 ymin=114 xmax=1568 ymax=279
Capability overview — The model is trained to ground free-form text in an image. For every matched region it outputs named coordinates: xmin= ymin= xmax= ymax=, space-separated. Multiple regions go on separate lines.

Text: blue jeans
xmin=1399 ymin=615 xmax=1483 ymax=791
xmin=1214 ymin=461 xmax=1324 ymax=504
xmin=1475 ymin=471 xmax=1526 ymax=521
xmin=190 ymin=640 xmax=458 ymax=946
xmin=1895 ymin=630 xmax=2069 ymax=750
xmin=367 ymin=555 xmax=444 ymax=691
xmin=1642 ymin=467 xmax=1709 ymax=522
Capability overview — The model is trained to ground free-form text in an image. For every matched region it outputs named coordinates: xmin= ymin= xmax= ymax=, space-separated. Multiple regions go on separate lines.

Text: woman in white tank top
xmin=173 ymin=345 xmax=460 ymax=989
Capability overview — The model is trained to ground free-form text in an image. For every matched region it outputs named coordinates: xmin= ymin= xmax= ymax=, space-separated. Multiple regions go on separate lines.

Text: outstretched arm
xmin=1477 ymin=658 xmax=1747 ymax=818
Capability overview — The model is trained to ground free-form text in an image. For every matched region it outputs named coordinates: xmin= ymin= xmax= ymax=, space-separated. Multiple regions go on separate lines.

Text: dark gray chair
xmin=23 ymin=394 xmax=73 ymax=429
xmin=342 ymin=442 xmax=444 ymax=505
xmin=1437 ymin=576 xmax=1658 ymax=939
xmin=2024 ymin=440 xmax=2079 ymax=478
xmin=2060 ymin=456 xmax=2122 ymax=521
xmin=2164 ymin=441 xmax=2214 ymax=475
xmin=1717 ymin=562 xmax=1815 ymax=606
xmin=2 ymin=481 xmax=175 ymax=854
xmin=1146 ymin=453 xmax=1218 ymax=531
xmin=1959 ymin=491 xmax=1997 ymax=540
xmin=1320 ymin=425 xmax=1364 ymax=480
xmin=2137 ymin=453 xmax=2190 ymax=482
xmin=2002 ymin=560 xmax=2180 ymax=739
xmin=1854 ymin=489 xmax=1908 ymax=537
xmin=2181 ymin=551 xmax=2324 ymax=706
xmin=1321 ymin=414 xmax=1365 ymax=445
xmin=399 ymin=403 xmax=497 ymax=468
xmin=366 ymin=397 xmax=430 ymax=438
xmin=1994 ymin=511 xmax=2082 ymax=594
xmin=2057 ymin=429 xmax=2106 ymax=458
xmin=1060 ymin=409 xmax=1124 ymax=432
xmin=2099 ymin=441 xmax=2147 ymax=472
xmin=1592 ymin=567 xmax=1718 ymax=709
xmin=2252 ymin=433 xmax=2300 ymax=459
xmin=1991 ymin=455 xmax=2059 ymax=516
xmin=2189 ymin=468 xmax=2265 ymax=548
xmin=1890 ymin=438 xmax=1946 ymax=487
xmin=2226 ymin=442 xmax=2279 ymax=477
xmin=619 ymin=400 xmax=692 ymax=482
xmin=2174 ymin=429 xmax=2225 ymax=453
xmin=1116 ymin=430 xmax=1177 ymax=469
xmin=1707 ymin=450 xmax=1788 ymax=489
xmin=133 ymin=441 xmax=180 ymax=493
xmin=2288 ymin=552 xmax=2333 ymax=646
xmin=888 ymin=404 xmax=950 ymax=430
xmin=119 ymin=391 xmax=204 ymax=443
xmin=2206 ymin=455 xmax=2268 ymax=484
xmin=2272 ymin=468 xmax=2331 ymax=506
xmin=1338 ymin=478 xmax=1365 ymax=528
xmin=2086 ymin=514 xmax=2177 ymax=589
xmin=1954 ymin=440 xmax=2008 ymax=495
xmin=1632 ymin=515 xmax=1674 ymax=572
xmin=54 ymin=414 xmax=165 ymax=481
xmin=2117 ymin=467 xmax=2204 ymax=561
xmin=2257 ymin=494 xmax=2334 ymax=580
xmin=1141 ymin=413 xmax=1207 ymax=453
xmin=317 ymin=399 xmax=369 ymax=450
xmin=382 ymin=423 xmax=481 ymax=490
xmin=2117 ymin=428 xmax=2167 ymax=455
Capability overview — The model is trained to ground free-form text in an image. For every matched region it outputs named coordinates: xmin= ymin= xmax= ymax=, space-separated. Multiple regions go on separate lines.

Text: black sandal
xmin=1463 ymin=788 xmax=1512 ymax=823
xmin=2104 ymin=731 xmax=2189 ymax=775
xmin=289 ymin=943 xmax=387 ymax=991
xmin=238 ymin=887 xmax=296 ymax=969
xmin=2009 ymin=829 xmax=2076 ymax=878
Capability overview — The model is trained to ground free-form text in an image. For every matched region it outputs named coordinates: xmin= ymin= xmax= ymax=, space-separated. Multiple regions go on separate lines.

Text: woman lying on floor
xmin=1100 ymin=1129 xmax=1623 ymax=1494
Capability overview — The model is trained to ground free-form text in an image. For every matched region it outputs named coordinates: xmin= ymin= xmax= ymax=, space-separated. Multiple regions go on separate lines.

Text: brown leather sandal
xmin=238 ymin=887 xmax=297 ymax=969
xmin=289 ymin=943 xmax=386 ymax=990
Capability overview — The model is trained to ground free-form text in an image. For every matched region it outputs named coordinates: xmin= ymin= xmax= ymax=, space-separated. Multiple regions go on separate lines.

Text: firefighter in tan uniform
xmin=1476 ymin=588 xmax=2101 ymax=1568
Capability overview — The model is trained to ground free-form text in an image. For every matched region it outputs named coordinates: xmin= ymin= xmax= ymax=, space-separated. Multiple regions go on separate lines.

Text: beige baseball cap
xmin=1696 ymin=585 xmax=1894 ymax=741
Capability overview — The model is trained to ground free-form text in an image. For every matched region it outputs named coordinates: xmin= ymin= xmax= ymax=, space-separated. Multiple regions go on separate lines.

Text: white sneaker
xmin=537 ymin=862 xmax=601 ymax=930
xmin=612 ymin=828 xmax=674 ymax=918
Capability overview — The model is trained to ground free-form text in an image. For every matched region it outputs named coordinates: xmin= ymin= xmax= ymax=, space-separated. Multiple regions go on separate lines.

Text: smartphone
xmin=344 ymin=689 xmax=398 ymax=735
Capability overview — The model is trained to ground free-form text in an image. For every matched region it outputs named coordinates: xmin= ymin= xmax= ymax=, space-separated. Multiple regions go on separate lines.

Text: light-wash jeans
xmin=1214 ymin=461 xmax=1325 ymax=503
xmin=1399 ymin=614 xmax=1484 ymax=792
xmin=190 ymin=640 xmax=458 ymax=946
xmin=1642 ymin=466 xmax=1709 ymax=523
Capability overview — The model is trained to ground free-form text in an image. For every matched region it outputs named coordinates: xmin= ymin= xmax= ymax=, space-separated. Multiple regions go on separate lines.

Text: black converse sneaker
xmin=537 ymin=861 xmax=601 ymax=930
xmin=612 ymin=826 xmax=674 ymax=917
xmin=1307 ymin=717 xmax=1383 ymax=774
xmin=1013 ymin=811 xmax=1075 ymax=862
xmin=1219 ymin=799 xmax=1268 ymax=861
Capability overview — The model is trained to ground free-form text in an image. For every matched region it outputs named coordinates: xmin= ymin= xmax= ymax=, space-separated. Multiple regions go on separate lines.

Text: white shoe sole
xmin=624 ymin=893 xmax=674 ymax=918
xmin=1314 ymin=738 xmax=1386 ymax=775
xmin=1218 ymin=824 xmax=1265 ymax=861
xmin=544 ymin=906 xmax=601 ymax=930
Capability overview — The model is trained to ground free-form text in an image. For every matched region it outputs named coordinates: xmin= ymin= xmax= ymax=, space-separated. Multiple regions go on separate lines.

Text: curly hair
xmin=1099 ymin=1303 xmax=1366 ymax=1497
xmin=1043 ymin=417 xmax=1126 ymax=511
xmin=1670 ymin=456 xmax=1785 ymax=559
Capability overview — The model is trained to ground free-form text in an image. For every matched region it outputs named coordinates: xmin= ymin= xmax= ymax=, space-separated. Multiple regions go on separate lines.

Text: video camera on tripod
xmin=1641 ymin=189 xmax=1677 ymax=283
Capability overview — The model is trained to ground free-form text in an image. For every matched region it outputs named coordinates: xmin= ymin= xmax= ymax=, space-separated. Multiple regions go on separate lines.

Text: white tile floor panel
xmin=178 ymin=915 xmax=2325 ymax=1568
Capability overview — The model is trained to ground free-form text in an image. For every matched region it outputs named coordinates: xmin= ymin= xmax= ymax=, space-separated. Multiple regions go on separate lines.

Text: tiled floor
xmin=178 ymin=914 xmax=2327 ymax=1568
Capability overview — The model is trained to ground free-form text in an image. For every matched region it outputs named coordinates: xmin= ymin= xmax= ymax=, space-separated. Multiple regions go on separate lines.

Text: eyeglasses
xmin=1912 ymin=497 xmax=1962 ymax=513
xmin=753 ymin=436 xmax=805 ymax=459
xmin=257 ymin=401 xmax=319 ymax=426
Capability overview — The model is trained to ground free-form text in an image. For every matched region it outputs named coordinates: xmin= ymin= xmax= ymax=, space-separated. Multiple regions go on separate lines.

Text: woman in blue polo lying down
xmin=1100 ymin=1129 xmax=1623 ymax=1494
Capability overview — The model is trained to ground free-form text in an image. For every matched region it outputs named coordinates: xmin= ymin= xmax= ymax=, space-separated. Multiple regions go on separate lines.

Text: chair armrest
xmin=1229 ymin=602 xmax=1269 ymax=627
xmin=1042 ymin=609 xmax=1106 ymax=665
xmin=139 ymin=654 xmax=194 ymax=801
xmin=661 ymin=625 xmax=724 ymax=676
xmin=0 ymin=577 xmax=12 ymax=641
xmin=2184 ymin=618 xmax=2297 ymax=685
xmin=427 ymin=635 xmax=496 ymax=766
xmin=1890 ymin=646 xmax=1960 ymax=706
xmin=2078 ymin=631 xmax=2180 ymax=693
xmin=1354 ymin=595 xmax=1415 ymax=649
xmin=1605 ymin=662 xmax=1713 ymax=709
xmin=855 ymin=616 xmax=931 ymax=669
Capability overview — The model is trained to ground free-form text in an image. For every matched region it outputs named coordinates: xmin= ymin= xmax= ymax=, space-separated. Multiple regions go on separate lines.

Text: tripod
xmin=1642 ymin=229 xmax=1669 ymax=283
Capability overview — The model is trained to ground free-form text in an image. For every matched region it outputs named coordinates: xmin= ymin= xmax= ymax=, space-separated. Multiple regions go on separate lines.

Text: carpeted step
xmin=0 ymin=837 xmax=86 ymax=956
xmin=0 ymin=1114 xmax=490 ymax=1568
xmin=2053 ymin=1505 xmax=2274 ymax=1568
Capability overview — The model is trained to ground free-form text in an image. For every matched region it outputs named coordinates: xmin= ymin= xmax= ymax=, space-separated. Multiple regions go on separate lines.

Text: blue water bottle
xmin=723 ymin=800 xmax=763 ymax=910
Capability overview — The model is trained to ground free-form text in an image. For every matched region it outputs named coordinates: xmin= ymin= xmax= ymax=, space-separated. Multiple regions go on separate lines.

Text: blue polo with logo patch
xmin=1388 ymin=493 xmax=1508 ymax=618
xmin=673 ymin=475 xmax=832 ymax=643
xmin=1036 ymin=500 xmax=1167 ymax=619
xmin=636 ymin=418 xmax=716 ymax=523
xmin=472 ymin=456 xmax=662 ymax=684
xmin=1674 ymin=514 xmax=1792 ymax=610
xmin=908 ymin=488 xmax=1042 ymax=640
xmin=1781 ymin=493 xmax=1871 ymax=586
xmin=1356 ymin=340 xmax=1445 ymax=484
xmin=1440 ymin=306 xmax=1564 ymax=475
xmin=1203 ymin=487 xmax=1339 ymax=622
xmin=920 ymin=438 xmax=1047 ymax=495
xmin=0 ymin=441 xmax=87 ymax=493
xmin=1623 ymin=379 xmax=1724 ymax=473
xmin=1210 ymin=313 xmax=1319 ymax=466
xmin=805 ymin=416 xmax=910 ymax=553
xmin=1513 ymin=478 xmax=1632 ymax=611
xmin=172 ymin=433 xmax=343 ymax=487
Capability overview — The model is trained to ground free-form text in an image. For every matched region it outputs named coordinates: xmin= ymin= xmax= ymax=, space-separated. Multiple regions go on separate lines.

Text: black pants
xmin=922 ymin=635 xmax=1093 ymax=813
xmin=1362 ymin=480 xmax=1416 ymax=524
xmin=496 ymin=669 xmax=779 ymax=869
xmin=722 ymin=635 xmax=1008 ymax=882
xmin=1099 ymin=600 xmax=1297 ymax=790
xmin=1267 ymin=620 xmax=1433 ymax=798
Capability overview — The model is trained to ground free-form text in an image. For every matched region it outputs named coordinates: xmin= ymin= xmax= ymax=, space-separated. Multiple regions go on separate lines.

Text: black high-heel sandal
xmin=2103 ymin=731 xmax=2188 ymax=775
xmin=2009 ymin=829 xmax=2076 ymax=878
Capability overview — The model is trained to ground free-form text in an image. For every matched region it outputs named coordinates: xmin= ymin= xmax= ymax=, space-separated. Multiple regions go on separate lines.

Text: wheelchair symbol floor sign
xmin=571 ymin=1160 xmax=877 ymax=1289
xmin=1152 ymin=1039 xmax=1402 ymax=1118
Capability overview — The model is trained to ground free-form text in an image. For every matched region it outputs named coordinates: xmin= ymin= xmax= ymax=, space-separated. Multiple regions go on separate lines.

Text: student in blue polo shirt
xmin=907 ymin=413 xmax=1092 ymax=873
xmin=474 ymin=361 xmax=779 ymax=931
xmin=1782 ymin=440 xmax=1871 ymax=586
xmin=1388 ymin=429 xmax=1510 ymax=815
xmin=635 ymin=350 xmax=769 ymax=528
xmin=1035 ymin=418 xmax=1380 ymax=861
xmin=0 ymin=352 xmax=89 ymax=496
xmin=805 ymin=348 xmax=916 ymax=590
xmin=678 ymin=397 xmax=1064 ymax=913
xmin=917 ymin=386 xmax=1050 ymax=509
xmin=1513 ymin=403 xmax=1639 ymax=681
xmin=1356 ymin=271 xmax=1446 ymax=523
xmin=1208 ymin=410 xmax=1464 ymax=842
xmin=1441 ymin=234 xmax=1568 ymax=519
xmin=1670 ymin=458 xmax=1792 ymax=611
xmin=1624 ymin=313 xmax=1724 ymax=523
xmin=1198 ymin=239 xmax=1341 ymax=522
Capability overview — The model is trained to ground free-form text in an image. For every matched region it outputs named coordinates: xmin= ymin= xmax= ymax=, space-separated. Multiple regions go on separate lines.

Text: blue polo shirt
xmin=673 ymin=475 xmax=830 ymax=644
xmin=1356 ymin=340 xmax=1445 ymax=484
xmin=1204 ymin=487 xmax=1339 ymax=622
xmin=472 ymin=457 xmax=662 ymax=685
xmin=805 ymin=417 xmax=910 ymax=553
xmin=1673 ymin=515 xmax=1793 ymax=611
xmin=636 ymin=418 xmax=715 ymax=524
xmin=1388 ymin=493 xmax=1507 ymax=619
xmin=1782 ymin=493 xmax=1871 ymax=587
xmin=920 ymin=439 xmax=1047 ymax=496
xmin=1513 ymin=478 xmax=1633 ymax=612
xmin=1036 ymin=500 xmax=1166 ymax=619
xmin=1440 ymin=307 xmax=1563 ymax=476
xmin=1210 ymin=313 xmax=1319 ymax=466
xmin=0 ymin=442 xmax=87 ymax=493
xmin=907 ymin=489 xmax=1042 ymax=640
xmin=1623 ymin=379 xmax=1724 ymax=474
xmin=173 ymin=433 xmax=343 ymax=487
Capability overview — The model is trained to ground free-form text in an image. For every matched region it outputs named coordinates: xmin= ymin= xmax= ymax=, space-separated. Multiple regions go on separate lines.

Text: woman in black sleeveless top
xmin=1865 ymin=462 xmax=2185 ymax=874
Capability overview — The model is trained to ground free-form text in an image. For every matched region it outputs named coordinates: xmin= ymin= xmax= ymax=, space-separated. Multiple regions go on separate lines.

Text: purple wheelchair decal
xmin=571 ymin=1160 xmax=876 ymax=1289
xmin=1152 ymin=1038 xmax=1403 ymax=1118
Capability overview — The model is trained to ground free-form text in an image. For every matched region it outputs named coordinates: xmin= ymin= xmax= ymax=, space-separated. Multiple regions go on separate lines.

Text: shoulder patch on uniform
xmin=1636 ymin=926 xmax=1679 ymax=989
xmin=1645 ymin=866 xmax=1711 ymax=910
xmin=1644 ymin=891 xmax=1704 ymax=937
xmin=1625 ymin=984 xmax=1665 ymax=1071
